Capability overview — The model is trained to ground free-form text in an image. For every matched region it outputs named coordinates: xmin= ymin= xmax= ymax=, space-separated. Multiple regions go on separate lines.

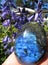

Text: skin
xmin=2 ymin=52 xmax=48 ymax=65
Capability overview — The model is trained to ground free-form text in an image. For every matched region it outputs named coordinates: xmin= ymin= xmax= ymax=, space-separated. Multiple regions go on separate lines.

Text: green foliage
xmin=0 ymin=21 xmax=18 ymax=64
xmin=0 ymin=42 xmax=7 ymax=65
xmin=44 ymin=22 xmax=47 ymax=25
xmin=44 ymin=25 xmax=48 ymax=32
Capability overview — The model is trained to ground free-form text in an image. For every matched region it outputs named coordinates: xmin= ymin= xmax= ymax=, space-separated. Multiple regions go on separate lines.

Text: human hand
xmin=2 ymin=52 xmax=48 ymax=65
xmin=2 ymin=37 xmax=48 ymax=65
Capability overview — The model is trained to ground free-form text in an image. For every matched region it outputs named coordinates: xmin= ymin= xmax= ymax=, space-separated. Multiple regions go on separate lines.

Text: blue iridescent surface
xmin=15 ymin=30 xmax=45 ymax=63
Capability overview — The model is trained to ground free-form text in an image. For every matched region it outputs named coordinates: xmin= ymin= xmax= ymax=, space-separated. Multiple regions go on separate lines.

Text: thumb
xmin=2 ymin=52 xmax=21 ymax=65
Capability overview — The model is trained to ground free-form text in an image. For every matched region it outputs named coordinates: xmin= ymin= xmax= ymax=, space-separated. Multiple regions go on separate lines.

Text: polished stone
xmin=15 ymin=22 xmax=46 ymax=63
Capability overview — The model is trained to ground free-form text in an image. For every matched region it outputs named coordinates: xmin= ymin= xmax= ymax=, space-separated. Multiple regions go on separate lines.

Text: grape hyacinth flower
xmin=2 ymin=19 xmax=10 ymax=27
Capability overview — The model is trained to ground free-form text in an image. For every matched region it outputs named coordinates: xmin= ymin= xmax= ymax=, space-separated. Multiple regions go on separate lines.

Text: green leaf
xmin=44 ymin=25 xmax=48 ymax=32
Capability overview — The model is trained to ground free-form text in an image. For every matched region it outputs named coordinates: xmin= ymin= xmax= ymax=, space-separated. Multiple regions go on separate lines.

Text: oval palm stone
xmin=15 ymin=22 xmax=46 ymax=64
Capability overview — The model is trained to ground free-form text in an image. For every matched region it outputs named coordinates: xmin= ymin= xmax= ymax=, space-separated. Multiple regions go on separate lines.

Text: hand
xmin=2 ymin=52 xmax=21 ymax=65
xmin=2 ymin=37 xmax=48 ymax=65
xmin=2 ymin=52 xmax=48 ymax=65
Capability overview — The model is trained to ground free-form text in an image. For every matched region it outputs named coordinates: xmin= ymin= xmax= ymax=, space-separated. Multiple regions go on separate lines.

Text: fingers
xmin=2 ymin=52 xmax=21 ymax=65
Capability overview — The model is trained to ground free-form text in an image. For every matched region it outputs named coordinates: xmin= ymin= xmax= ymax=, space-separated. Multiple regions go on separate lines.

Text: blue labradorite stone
xmin=15 ymin=23 xmax=46 ymax=64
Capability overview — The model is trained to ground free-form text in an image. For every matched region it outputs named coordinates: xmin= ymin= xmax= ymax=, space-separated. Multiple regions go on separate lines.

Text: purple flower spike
xmin=14 ymin=22 xmax=21 ymax=29
xmin=10 ymin=46 xmax=14 ymax=53
xmin=3 ymin=36 xmax=8 ymax=44
xmin=2 ymin=6 xmax=10 ymax=12
xmin=5 ymin=49 xmax=11 ymax=55
xmin=11 ymin=12 xmax=17 ymax=21
xmin=12 ymin=32 xmax=17 ymax=38
xmin=34 ymin=13 xmax=38 ymax=21
xmin=5 ymin=46 xmax=14 ymax=55
xmin=14 ymin=22 xmax=18 ymax=27
xmin=3 ymin=36 xmax=12 ymax=44
xmin=1 ymin=11 xmax=8 ymax=18
xmin=8 ymin=37 xmax=12 ymax=43
xmin=38 ymin=12 xmax=43 ymax=22
xmin=3 ymin=19 xmax=10 ymax=27
xmin=9 ymin=2 xmax=16 ymax=8
xmin=28 ymin=15 xmax=34 ymax=21
xmin=1 ymin=11 xmax=10 ymax=20
xmin=4 ymin=44 xmax=8 ymax=49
